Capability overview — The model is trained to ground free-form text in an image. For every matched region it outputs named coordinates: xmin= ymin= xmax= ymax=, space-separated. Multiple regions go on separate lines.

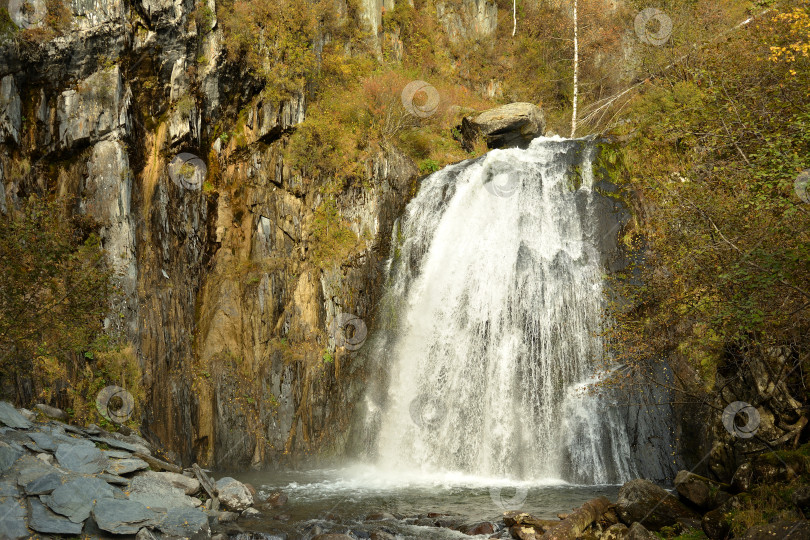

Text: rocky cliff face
xmin=0 ymin=0 xmax=486 ymax=467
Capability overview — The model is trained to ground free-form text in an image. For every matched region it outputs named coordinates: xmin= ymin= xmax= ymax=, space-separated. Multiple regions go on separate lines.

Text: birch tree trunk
xmin=571 ymin=0 xmax=579 ymax=137
xmin=513 ymin=0 xmax=517 ymax=37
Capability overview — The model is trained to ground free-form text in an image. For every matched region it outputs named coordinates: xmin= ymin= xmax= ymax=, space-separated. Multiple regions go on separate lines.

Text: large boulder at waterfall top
xmin=460 ymin=102 xmax=545 ymax=150
xmin=616 ymin=479 xmax=700 ymax=531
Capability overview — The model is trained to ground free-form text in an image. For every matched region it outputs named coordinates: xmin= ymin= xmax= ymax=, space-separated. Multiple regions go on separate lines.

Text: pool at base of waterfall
xmin=224 ymin=466 xmax=620 ymax=539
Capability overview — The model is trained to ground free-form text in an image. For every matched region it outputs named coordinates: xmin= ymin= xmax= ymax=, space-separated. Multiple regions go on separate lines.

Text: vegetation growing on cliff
xmin=600 ymin=2 xmax=810 ymax=409
xmin=0 ymin=198 xmax=141 ymax=426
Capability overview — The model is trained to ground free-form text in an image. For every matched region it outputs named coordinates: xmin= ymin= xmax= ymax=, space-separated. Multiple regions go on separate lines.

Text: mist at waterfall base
xmin=230 ymin=137 xmax=677 ymax=539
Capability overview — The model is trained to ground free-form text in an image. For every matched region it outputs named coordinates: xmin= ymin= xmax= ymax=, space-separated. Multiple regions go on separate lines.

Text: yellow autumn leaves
xmin=769 ymin=6 xmax=810 ymax=75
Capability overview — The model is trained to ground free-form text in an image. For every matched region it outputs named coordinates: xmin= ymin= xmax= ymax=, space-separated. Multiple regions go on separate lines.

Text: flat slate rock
xmin=0 ymin=498 xmax=28 ymax=539
xmin=21 ymin=470 xmax=66 ymax=495
xmin=92 ymin=498 xmax=161 ymax=535
xmin=129 ymin=474 xmax=199 ymax=510
xmin=99 ymin=472 xmax=130 ymax=486
xmin=0 ymin=402 xmax=32 ymax=429
xmin=102 ymin=449 xmax=133 ymax=459
xmin=158 ymin=506 xmax=210 ymax=536
xmin=92 ymin=436 xmax=141 ymax=453
xmin=106 ymin=457 xmax=149 ymax=475
xmin=0 ymin=480 xmax=19 ymax=496
xmin=0 ymin=444 xmax=22 ymax=473
xmin=27 ymin=431 xmax=58 ymax=452
xmin=55 ymin=443 xmax=109 ymax=474
xmin=28 ymin=497 xmax=83 ymax=535
xmin=139 ymin=471 xmax=200 ymax=495
xmin=43 ymin=476 xmax=115 ymax=522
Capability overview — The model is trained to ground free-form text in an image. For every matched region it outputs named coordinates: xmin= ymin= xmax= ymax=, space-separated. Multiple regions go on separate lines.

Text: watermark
xmin=408 ymin=395 xmax=446 ymax=429
xmin=490 ymin=485 xmax=528 ymax=511
xmin=168 ymin=152 xmax=206 ymax=191
xmin=8 ymin=0 xmax=46 ymax=29
xmin=634 ymin=8 xmax=672 ymax=46
xmin=484 ymin=170 xmax=519 ymax=198
xmin=330 ymin=312 xmax=368 ymax=351
xmin=401 ymin=80 xmax=440 ymax=118
xmin=795 ymin=170 xmax=810 ymax=203
xmin=722 ymin=401 xmax=760 ymax=439
xmin=96 ymin=385 xmax=135 ymax=424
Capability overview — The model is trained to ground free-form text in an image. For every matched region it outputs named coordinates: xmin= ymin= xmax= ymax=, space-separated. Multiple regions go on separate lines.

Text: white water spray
xmin=369 ymin=137 xmax=651 ymax=484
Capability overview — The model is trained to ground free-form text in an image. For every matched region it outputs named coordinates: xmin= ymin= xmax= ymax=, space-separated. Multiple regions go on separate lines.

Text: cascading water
xmin=365 ymin=136 xmax=675 ymax=485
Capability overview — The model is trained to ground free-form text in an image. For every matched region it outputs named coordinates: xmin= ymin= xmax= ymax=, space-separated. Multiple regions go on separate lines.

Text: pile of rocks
xmin=499 ymin=462 xmax=810 ymax=540
xmin=0 ymin=402 xmax=268 ymax=539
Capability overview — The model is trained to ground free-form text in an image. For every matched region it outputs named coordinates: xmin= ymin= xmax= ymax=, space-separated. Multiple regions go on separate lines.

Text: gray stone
xmin=702 ymin=494 xmax=749 ymax=540
xmin=21 ymin=471 xmax=66 ymax=495
xmin=129 ymin=474 xmax=199 ymax=510
xmin=35 ymin=453 xmax=54 ymax=465
xmin=627 ymin=522 xmax=657 ymax=540
xmin=139 ymin=470 xmax=201 ymax=495
xmin=15 ymin=460 xmax=56 ymax=485
xmin=34 ymin=403 xmax=68 ymax=421
xmin=0 ymin=480 xmax=19 ymax=496
xmin=136 ymin=527 xmax=162 ymax=540
xmin=0 ymin=75 xmax=21 ymax=145
xmin=55 ymin=443 xmax=109 ymax=473
xmin=27 ymin=431 xmax=58 ymax=452
xmin=460 ymin=102 xmax=546 ymax=150
xmin=0 ymin=444 xmax=22 ymax=473
xmin=616 ymin=479 xmax=700 ymax=531
xmin=43 ymin=476 xmax=115 ymax=522
xmin=0 ymin=402 xmax=32 ymax=429
xmin=215 ymin=477 xmax=254 ymax=512
xmin=23 ymin=442 xmax=43 ymax=453
xmin=106 ymin=457 xmax=149 ymax=475
xmin=217 ymin=511 xmax=239 ymax=523
xmin=18 ymin=409 xmax=36 ymax=422
xmin=158 ymin=507 xmax=210 ymax=536
xmin=93 ymin=435 xmax=142 ymax=453
xmin=92 ymin=498 xmax=160 ymax=535
xmin=0 ymin=498 xmax=28 ymax=539
xmin=99 ymin=473 xmax=131 ymax=485
xmin=28 ymin=497 xmax=83 ymax=535
xmin=57 ymin=66 xmax=129 ymax=149
xmin=103 ymin=449 xmax=133 ymax=459
xmin=674 ymin=470 xmax=730 ymax=510
xmin=50 ymin=429 xmax=95 ymax=447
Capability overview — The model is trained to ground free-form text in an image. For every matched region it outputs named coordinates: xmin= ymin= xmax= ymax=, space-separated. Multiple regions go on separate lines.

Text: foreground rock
xmin=616 ymin=479 xmax=700 ymax=531
xmin=674 ymin=470 xmax=731 ymax=510
xmin=216 ymin=476 xmax=254 ymax=511
xmin=460 ymin=102 xmax=546 ymax=150
xmin=0 ymin=401 xmax=262 ymax=538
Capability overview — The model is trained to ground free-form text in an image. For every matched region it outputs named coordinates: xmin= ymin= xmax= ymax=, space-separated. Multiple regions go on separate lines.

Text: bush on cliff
xmin=600 ymin=3 xmax=810 ymax=408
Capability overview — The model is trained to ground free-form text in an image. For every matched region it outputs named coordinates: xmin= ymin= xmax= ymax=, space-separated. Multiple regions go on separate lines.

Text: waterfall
xmin=365 ymin=136 xmax=673 ymax=485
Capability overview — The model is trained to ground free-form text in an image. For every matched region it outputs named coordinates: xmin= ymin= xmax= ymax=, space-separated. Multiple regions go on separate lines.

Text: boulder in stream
xmin=215 ymin=476 xmax=254 ymax=511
